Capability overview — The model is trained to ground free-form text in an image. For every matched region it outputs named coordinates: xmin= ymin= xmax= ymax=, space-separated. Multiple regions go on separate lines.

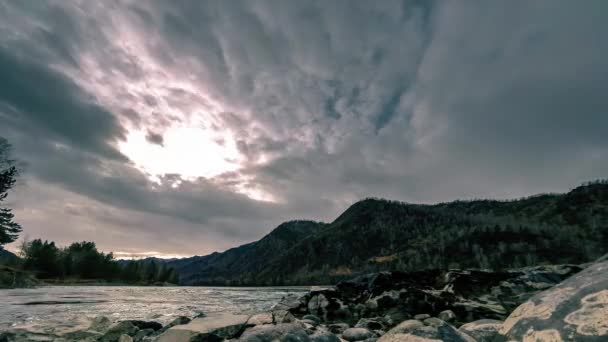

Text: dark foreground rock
xmin=283 ymin=265 xmax=581 ymax=327
xmin=457 ymin=320 xmax=503 ymax=342
xmin=496 ymin=257 xmax=608 ymax=341
xmin=377 ymin=318 xmax=474 ymax=342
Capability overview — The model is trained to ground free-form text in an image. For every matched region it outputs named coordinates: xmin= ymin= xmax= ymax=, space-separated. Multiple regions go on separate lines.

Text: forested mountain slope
xmin=172 ymin=181 xmax=608 ymax=285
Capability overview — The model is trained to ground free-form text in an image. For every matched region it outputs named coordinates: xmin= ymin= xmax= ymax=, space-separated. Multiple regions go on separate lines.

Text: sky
xmin=1 ymin=0 xmax=607 ymax=258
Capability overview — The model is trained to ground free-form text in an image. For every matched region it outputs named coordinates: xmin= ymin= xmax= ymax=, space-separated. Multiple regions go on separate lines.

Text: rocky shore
xmin=2 ymin=256 xmax=606 ymax=342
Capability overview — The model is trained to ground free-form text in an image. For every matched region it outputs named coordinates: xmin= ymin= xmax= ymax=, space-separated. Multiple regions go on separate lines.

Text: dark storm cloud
xmin=0 ymin=48 xmax=125 ymax=161
xmin=1 ymin=0 xmax=607 ymax=256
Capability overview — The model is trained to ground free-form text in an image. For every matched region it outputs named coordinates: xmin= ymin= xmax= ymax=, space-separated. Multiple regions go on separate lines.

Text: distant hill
xmin=167 ymin=220 xmax=325 ymax=285
xmin=0 ymin=247 xmax=18 ymax=264
xmin=170 ymin=181 xmax=608 ymax=285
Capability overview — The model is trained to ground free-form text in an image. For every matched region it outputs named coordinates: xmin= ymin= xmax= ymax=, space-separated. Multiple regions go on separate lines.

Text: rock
xmin=377 ymin=319 xmax=475 ymax=342
xmin=62 ymin=329 xmax=103 ymax=341
xmin=100 ymin=321 xmax=139 ymax=342
xmin=157 ymin=313 xmax=249 ymax=342
xmin=133 ymin=328 xmax=156 ymax=342
xmin=273 ymin=294 xmax=307 ymax=313
xmin=239 ymin=323 xmax=309 ymax=342
xmin=273 ymin=310 xmax=296 ymax=323
xmin=128 ymin=321 xmax=163 ymax=331
xmin=90 ymin=315 xmax=112 ymax=332
xmin=160 ymin=316 xmax=192 ymax=332
xmin=118 ymin=334 xmax=134 ymax=342
xmin=458 ymin=319 xmax=503 ymax=342
xmin=328 ymin=323 xmax=350 ymax=335
xmin=310 ymin=330 xmax=341 ymax=342
xmin=308 ymin=294 xmax=330 ymax=316
xmin=497 ymin=258 xmax=608 ymax=341
xmin=355 ymin=318 xmax=385 ymax=331
xmin=437 ymin=310 xmax=456 ymax=323
xmin=247 ymin=313 xmax=273 ymax=326
xmin=342 ymin=328 xmax=374 ymax=341
xmin=413 ymin=314 xmax=430 ymax=321
xmin=303 ymin=315 xmax=322 ymax=325
xmin=382 ymin=309 xmax=410 ymax=327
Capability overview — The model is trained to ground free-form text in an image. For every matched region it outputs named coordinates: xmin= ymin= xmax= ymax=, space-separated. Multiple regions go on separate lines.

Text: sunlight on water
xmin=0 ymin=286 xmax=309 ymax=331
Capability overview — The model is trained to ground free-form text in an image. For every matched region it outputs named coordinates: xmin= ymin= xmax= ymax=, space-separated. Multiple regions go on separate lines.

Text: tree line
xmin=20 ymin=238 xmax=178 ymax=284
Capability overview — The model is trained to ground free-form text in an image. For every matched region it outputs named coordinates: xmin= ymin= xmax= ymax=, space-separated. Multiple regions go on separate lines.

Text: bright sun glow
xmin=119 ymin=126 xmax=243 ymax=183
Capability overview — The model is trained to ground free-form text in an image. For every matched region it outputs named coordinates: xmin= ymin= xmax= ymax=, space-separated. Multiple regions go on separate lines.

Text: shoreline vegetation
xmin=0 ymin=240 xmax=179 ymax=289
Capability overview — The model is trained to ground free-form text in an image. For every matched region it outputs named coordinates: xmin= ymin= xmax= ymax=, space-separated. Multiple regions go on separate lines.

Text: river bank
xmin=2 ymin=256 xmax=607 ymax=341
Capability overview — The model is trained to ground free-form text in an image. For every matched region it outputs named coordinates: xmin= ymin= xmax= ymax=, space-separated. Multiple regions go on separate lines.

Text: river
xmin=0 ymin=286 xmax=310 ymax=333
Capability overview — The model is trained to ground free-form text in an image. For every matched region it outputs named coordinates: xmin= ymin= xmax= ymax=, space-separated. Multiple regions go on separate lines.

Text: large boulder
xmin=156 ymin=313 xmax=249 ymax=342
xmin=159 ymin=316 xmax=192 ymax=333
xmin=238 ymin=322 xmax=309 ymax=342
xmin=377 ymin=319 xmax=475 ymax=342
xmin=99 ymin=321 xmax=139 ymax=342
xmin=497 ymin=258 xmax=608 ymax=341
xmin=457 ymin=319 xmax=503 ymax=342
xmin=273 ymin=294 xmax=307 ymax=313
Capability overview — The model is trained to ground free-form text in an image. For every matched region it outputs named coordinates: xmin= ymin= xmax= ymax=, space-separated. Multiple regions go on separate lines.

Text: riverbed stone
xmin=89 ymin=316 xmax=112 ymax=333
xmin=438 ymin=310 xmax=456 ymax=323
xmin=377 ymin=319 xmax=475 ymax=342
xmin=273 ymin=310 xmax=296 ymax=323
xmin=239 ymin=322 xmax=309 ymax=342
xmin=310 ymin=330 xmax=340 ymax=342
xmin=118 ymin=334 xmax=133 ymax=342
xmin=328 ymin=323 xmax=350 ymax=335
xmin=342 ymin=328 xmax=374 ymax=341
xmin=458 ymin=319 xmax=503 ymax=342
xmin=355 ymin=318 xmax=385 ymax=331
xmin=100 ymin=321 xmax=139 ymax=342
xmin=247 ymin=313 xmax=273 ymax=326
xmin=157 ymin=313 xmax=249 ymax=342
xmin=160 ymin=316 xmax=192 ymax=333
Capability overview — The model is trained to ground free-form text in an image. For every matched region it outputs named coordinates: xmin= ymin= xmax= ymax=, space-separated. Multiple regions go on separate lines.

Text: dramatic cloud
xmin=1 ymin=0 xmax=606 ymax=257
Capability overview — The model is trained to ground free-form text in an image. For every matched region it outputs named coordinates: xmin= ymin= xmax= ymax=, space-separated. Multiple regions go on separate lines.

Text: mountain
xmin=0 ymin=247 xmax=18 ymax=264
xmin=171 ymin=180 xmax=608 ymax=285
xmin=167 ymin=220 xmax=325 ymax=285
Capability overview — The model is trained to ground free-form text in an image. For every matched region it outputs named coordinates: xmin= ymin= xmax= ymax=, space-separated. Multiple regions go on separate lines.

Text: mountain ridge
xmin=168 ymin=180 xmax=608 ymax=285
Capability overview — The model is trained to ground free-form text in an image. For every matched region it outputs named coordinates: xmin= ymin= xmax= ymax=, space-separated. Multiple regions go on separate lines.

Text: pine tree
xmin=0 ymin=138 xmax=21 ymax=245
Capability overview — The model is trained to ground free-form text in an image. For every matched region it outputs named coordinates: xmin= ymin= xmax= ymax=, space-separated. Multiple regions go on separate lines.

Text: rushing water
xmin=0 ymin=286 xmax=310 ymax=333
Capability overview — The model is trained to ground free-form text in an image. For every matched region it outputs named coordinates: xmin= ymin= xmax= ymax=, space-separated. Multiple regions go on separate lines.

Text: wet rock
xmin=247 ymin=313 xmax=273 ymax=326
xmin=377 ymin=319 xmax=475 ymax=342
xmin=308 ymin=294 xmax=330 ymax=316
xmin=89 ymin=315 xmax=112 ymax=333
xmin=133 ymin=328 xmax=156 ymax=342
xmin=100 ymin=321 xmax=139 ymax=342
xmin=497 ymin=258 xmax=608 ymax=341
xmin=128 ymin=321 xmax=163 ymax=331
xmin=273 ymin=310 xmax=297 ymax=323
xmin=309 ymin=329 xmax=340 ymax=342
xmin=239 ymin=323 xmax=309 ymax=342
xmin=355 ymin=318 xmax=385 ymax=331
xmin=273 ymin=294 xmax=307 ymax=313
xmin=328 ymin=323 xmax=350 ymax=335
xmin=458 ymin=319 xmax=503 ymax=342
xmin=160 ymin=316 xmax=192 ymax=332
xmin=157 ymin=313 xmax=248 ymax=342
xmin=303 ymin=315 xmax=321 ymax=325
xmin=342 ymin=328 xmax=374 ymax=341
xmin=118 ymin=334 xmax=133 ymax=342
xmin=438 ymin=310 xmax=456 ymax=323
